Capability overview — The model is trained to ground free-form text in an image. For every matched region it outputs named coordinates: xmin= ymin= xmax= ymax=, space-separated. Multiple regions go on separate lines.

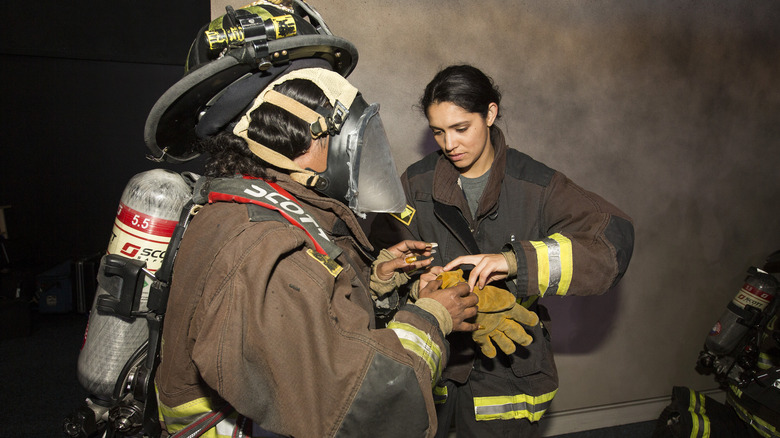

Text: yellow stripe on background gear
xmin=530 ymin=233 xmax=573 ymax=296
xmin=473 ymin=389 xmax=557 ymax=422
xmin=686 ymin=388 xmax=710 ymax=438
xmin=757 ymin=352 xmax=774 ymax=370
xmin=729 ymin=395 xmax=778 ymax=438
xmin=388 ymin=321 xmax=443 ymax=384
xmin=689 ymin=413 xmax=711 ymax=438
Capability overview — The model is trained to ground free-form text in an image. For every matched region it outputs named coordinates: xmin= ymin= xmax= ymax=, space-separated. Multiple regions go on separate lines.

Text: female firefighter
xmin=370 ymin=64 xmax=635 ymax=437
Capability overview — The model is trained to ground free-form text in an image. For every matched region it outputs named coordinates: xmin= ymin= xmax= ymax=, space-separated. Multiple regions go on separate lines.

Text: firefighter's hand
xmin=443 ymin=253 xmax=509 ymax=290
xmin=418 ymin=278 xmax=479 ymax=332
xmin=375 ymin=240 xmax=437 ymax=280
xmin=418 ymin=266 xmax=444 ymax=293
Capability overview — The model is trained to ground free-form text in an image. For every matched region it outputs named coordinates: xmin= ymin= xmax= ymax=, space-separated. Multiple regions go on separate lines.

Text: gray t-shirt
xmin=459 ymin=170 xmax=491 ymax=219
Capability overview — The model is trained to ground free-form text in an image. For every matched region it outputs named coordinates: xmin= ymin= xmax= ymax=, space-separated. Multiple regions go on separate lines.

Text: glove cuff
xmin=414 ymin=297 xmax=453 ymax=336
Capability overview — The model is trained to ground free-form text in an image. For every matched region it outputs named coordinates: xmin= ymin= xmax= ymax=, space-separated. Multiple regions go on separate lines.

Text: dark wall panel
xmin=0 ymin=54 xmax=205 ymax=268
xmin=0 ymin=1 xmax=209 ymax=64
xmin=0 ymin=1 xmax=209 ymax=272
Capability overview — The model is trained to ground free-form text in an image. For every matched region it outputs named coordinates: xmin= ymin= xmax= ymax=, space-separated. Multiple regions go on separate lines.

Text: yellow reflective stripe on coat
xmin=157 ymin=396 xmax=227 ymax=437
xmin=686 ymin=388 xmax=711 ymax=438
xmin=388 ymin=321 xmax=443 ymax=384
xmin=157 ymin=396 xmax=270 ymax=438
xmin=433 ymin=384 xmax=448 ymax=405
xmin=530 ymin=233 xmax=572 ymax=296
xmin=473 ymin=389 xmax=557 ymax=422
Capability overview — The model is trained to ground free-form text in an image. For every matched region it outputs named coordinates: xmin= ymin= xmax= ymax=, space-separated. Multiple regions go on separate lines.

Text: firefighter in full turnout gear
xmin=67 ymin=2 xmax=480 ymax=437
xmin=144 ymin=2 xmax=480 ymax=437
xmin=653 ymin=250 xmax=780 ymax=438
xmin=369 ymin=64 xmax=636 ymax=437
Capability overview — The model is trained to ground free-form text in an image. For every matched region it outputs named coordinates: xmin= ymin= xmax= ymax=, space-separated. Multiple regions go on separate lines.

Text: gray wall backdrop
xmin=210 ymin=1 xmax=780 ymax=413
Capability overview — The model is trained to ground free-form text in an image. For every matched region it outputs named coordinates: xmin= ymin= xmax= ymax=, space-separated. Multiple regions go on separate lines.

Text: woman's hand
xmin=418 ymin=266 xmax=444 ymax=292
xmin=375 ymin=240 xmax=438 ymax=280
xmin=443 ymin=253 xmax=509 ymax=291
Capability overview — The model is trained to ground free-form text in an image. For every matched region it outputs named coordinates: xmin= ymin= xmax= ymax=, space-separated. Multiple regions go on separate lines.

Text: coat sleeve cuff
xmin=412 ymin=297 xmax=453 ymax=336
xmin=504 ymin=242 xmax=530 ymax=296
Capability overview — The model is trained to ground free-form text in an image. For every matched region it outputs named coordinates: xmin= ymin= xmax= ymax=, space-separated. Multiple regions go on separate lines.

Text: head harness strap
xmin=232 ymin=68 xmax=358 ymax=188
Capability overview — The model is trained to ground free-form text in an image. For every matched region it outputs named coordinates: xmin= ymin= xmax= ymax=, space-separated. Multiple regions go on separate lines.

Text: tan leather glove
xmin=438 ymin=270 xmax=539 ymax=358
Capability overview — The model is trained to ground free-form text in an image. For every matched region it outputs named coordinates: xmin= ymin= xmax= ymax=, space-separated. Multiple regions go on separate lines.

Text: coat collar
xmin=264 ymin=169 xmax=374 ymax=251
xmin=432 ymin=127 xmax=508 ymax=218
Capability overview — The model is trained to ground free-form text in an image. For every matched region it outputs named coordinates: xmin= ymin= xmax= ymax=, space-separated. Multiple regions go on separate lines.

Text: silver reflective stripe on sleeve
xmin=530 ymin=233 xmax=572 ymax=296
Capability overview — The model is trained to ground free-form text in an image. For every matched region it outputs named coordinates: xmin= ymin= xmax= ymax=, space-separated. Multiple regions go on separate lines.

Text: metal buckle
xmin=330 ymin=100 xmax=350 ymax=133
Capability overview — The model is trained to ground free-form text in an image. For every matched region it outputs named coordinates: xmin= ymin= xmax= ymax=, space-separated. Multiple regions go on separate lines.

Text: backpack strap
xmin=195 ymin=176 xmax=343 ymax=260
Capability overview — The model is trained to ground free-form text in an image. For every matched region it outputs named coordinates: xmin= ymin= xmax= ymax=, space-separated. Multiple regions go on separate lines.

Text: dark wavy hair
xmin=419 ymin=64 xmax=502 ymax=137
xmin=197 ymin=78 xmax=332 ymax=178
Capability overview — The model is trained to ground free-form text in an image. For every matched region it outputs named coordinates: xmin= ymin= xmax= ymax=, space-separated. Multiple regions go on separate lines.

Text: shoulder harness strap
xmin=194 ymin=176 xmax=343 ymax=260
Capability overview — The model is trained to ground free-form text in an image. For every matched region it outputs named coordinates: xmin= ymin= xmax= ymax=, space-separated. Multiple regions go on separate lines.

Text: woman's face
xmin=426 ymin=101 xmax=498 ymax=178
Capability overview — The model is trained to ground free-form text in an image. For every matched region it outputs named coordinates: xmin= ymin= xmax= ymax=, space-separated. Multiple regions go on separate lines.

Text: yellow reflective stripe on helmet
xmin=687 ymin=388 xmax=710 ymax=438
xmin=388 ymin=321 xmax=443 ymax=384
xmin=473 ymin=389 xmax=557 ymax=422
xmin=530 ymin=233 xmax=573 ymax=296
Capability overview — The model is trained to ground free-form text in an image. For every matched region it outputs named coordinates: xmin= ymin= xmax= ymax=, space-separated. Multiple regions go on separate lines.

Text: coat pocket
xmin=509 ymin=320 xmax=556 ymax=381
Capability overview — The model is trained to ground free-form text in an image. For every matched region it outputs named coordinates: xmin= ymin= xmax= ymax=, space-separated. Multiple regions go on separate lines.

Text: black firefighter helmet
xmin=144 ymin=0 xmax=358 ymax=164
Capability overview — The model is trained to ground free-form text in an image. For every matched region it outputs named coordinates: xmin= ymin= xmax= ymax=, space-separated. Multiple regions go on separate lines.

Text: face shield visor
xmin=233 ymin=68 xmax=406 ymax=216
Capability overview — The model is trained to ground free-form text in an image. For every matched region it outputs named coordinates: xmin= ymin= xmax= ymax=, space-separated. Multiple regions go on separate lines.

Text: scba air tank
xmin=77 ymin=169 xmax=191 ymax=400
xmin=705 ymin=267 xmax=779 ymax=356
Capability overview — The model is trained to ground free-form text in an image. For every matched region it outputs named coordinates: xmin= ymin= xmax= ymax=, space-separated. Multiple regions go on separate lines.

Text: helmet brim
xmin=144 ymin=34 xmax=358 ymax=164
